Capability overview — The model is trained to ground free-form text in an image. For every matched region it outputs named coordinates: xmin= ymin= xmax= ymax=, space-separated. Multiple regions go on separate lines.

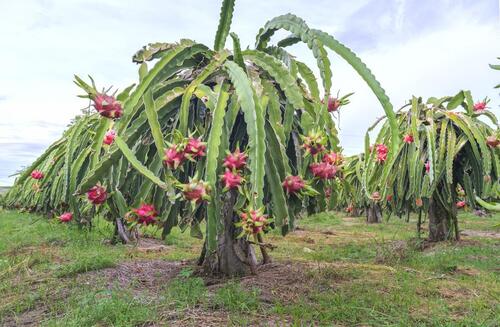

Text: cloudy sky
xmin=0 ymin=0 xmax=499 ymax=185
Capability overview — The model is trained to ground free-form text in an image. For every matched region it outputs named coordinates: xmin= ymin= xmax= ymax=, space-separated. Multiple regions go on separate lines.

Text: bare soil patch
xmin=461 ymin=230 xmax=500 ymax=239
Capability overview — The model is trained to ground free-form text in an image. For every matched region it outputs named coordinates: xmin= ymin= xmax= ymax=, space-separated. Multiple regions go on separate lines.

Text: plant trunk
xmin=202 ymin=190 xmax=258 ymax=276
xmin=428 ymin=197 xmax=455 ymax=242
xmin=366 ymin=203 xmax=382 ymax=223
xmin=113 ymin=217 xmax=137 ymax=244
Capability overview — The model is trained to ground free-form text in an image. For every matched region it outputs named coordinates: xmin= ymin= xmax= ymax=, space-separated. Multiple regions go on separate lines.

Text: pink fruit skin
xmin=282 ymin=175 xmax=305 ymax=194
xmin=456 ymin=201 xmax=466 ymax=208
xmin=94 ymin=94 xmax=123 ymax=119
xmin=132 ymin=204 xmax=157 ymax=225
xmin=221 ymin=170 xmax=243 ymax=189
xmin=59 ymin=212 xmax=73 ymax=222
xmin=376 ymin=144 xmax=388 ymax=163
xmin=103 ymin=130 xmax=116 ymax=145
xmin=327 ymin=97 xmax=341 ymax=112
xmin=163 ymin=146 xmax=185 ymax=169
xmin=310 ymin=162 xmax=337 ymax=179
xmin=473 ymin=102 xmax=486 ymax=112
xmin=31 ymin=170 xmax=44 ymax=180
xmin=403 ymin=134 xmax=414 ymax=144
xmin=184 ymin=138 xmax=206 ymax=158
xmin=86 ymin=185 xmax=107 ymax=205
xmin=223 ymin=150 xmax=247 ymax=170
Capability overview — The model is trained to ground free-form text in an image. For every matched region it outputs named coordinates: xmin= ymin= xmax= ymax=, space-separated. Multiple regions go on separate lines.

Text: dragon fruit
xmin=182 ymin=179 xmax=210 ymax=204
xmin=223 ymin=149 xmax=247 ymax=170
xmin=30 ymin=170 xmax=44 ymax=180
xmin=415 ymin=198 xmax=423 ymax=207
xmin=86 ymin=185 xmax=107 ymax=205
xmin=309 ymin=162 xmax=337 ymax=179
xmin=386 ymin=194 xmax=393 ymax=202
xmin=59 ymin=212 xmax=73 ymax=223
xmin=327 ymin=97 xmax=341 ymax=112
xmin=322 ymin=151 xmax=343 ymax=165
xmin=473 ymin=102 xmax=486 ymax=112
xmin=486 ymin=135 xmax=499 ymax=148
xmin=302 ymin=130 xmax=326 ymax=156
xmin=425 ymin=160 xmax=430 ymax=173
xmin=403 ymin=134 xmax=414 ymax=144
xmin=239 ymin=207 xmax=269 ymax=235
xmin=376 ymin=144 xmax=388 ymax=163
xmin=220 ymin=169 xmax=243 ymax=190
xmin=184 ymin=137 xmax=206 ymax=159
xmin=93 ymin=94 xmax=122 ymax=119
xmin=456 ymin=201 xmax=466 ymax=208
xmin=163 ymin=145 xmax=185 ymax=169
xmin=103 ymin=130 xmax=116 ymax=145
xmin=282 ymin=175 xmax=305 ymax=194
xmin=132 ymin=204 xmax=158 ymax=225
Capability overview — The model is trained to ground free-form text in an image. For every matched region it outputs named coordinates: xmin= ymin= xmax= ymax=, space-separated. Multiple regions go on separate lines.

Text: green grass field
xmin=0 ymin=209 xmax=498 ymax=326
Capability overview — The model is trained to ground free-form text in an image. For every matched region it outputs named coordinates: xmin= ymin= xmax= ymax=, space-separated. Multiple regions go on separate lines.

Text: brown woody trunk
xmin=113 ymin=217 xmax=137 ymax=244
xmin=202 ymin=190 xmax=258 ymax=276
xmin=428 ymin=197 xmax=455 ymax=242
xmin=366 ymin=203 xmax=382 ymax=223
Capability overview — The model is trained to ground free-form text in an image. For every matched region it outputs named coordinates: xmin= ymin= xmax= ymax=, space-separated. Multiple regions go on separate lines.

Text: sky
xmin=0 ymin=0 xmax=499 ymax=186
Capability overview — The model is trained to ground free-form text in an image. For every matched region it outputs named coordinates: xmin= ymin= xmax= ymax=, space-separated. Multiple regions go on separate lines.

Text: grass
xmin=0 ymin=207 xmax=498 ymax=326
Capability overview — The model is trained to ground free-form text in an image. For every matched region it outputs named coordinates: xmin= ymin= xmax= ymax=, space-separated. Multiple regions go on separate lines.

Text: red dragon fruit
xmin=322 ymin=151 xmax=343 ymax=165
xmin=223 ymin=149 xmax=247 ymax=171
xmin=163 ymin=145 xmax=185 ymax=169
xmin=486 ymin=135 xmax=499 ymax=148
xmin=184 ymin=137 xmax=206 ymax=159
xmin=103 ymin=129 xmax=116 ymax=145
xmin=59 ymin=212 xmax=73 ymax=223
xmin=473 ymin=102 xmax=486 ymax=112
xmin=376 ymin=144 xmax=388 ymax=163
xmin=327 ymin=97 xmax=341 ymax=112
xmin=403 ymin=134 xmax=414 ymax=144
xmin=310 ymin=162 xmax=337 ymax=179
xmin=345 ymin=205 xmax=354 ymax=213
xmin=386 ymin=194 xmax=393 ymax=202
xmin=30 ymin=170 xmax=44 ymax=180
xmin=132 ymin=204 xmax=158 ymax=225
xmin=415 ymin=198 xmax=423 ymax=207
xmin=282 ymin=175 xmax=305 ymax=194
xmin=302 ymin=130 xmax=326 ymax=156
xmin=182 ymin=179 xmax=210 ymax=204
xmin=220 ymin=169 xmax=243 ymax=190
xmin=93 ymin=94 xmax=123 ymax=119
xmin=456 ymin=201 xmax=466 ymax=209
xmin=86 ymin=185 xmax=107 ymax=205
xmin=239 ymin=207 xmax=269 ymax=235
xmin=371 ymin=191 xmax=381 ymax=201
xmin=425 ymin=160 xmax=431 ymax=173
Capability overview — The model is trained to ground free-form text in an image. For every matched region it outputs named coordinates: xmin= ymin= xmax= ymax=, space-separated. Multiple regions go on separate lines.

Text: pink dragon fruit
xmin=184 ymin=137 xmax=206 ymax=159
xmin=309 ymin=162 xmax=337 ymax=179
xmin=220 ymin=169 xmax=243 ymax=190
xmin=376 ymin=144 xmax=388 ymax=163
xmin=403 ymin=134 xmax=414 ymax=144
xmin=223 ymin=149 xmax=247 ymax=170
xmin=30 ymin=170 xmax=44 ymax=180
xmin=327 ymin=97 xmax=341 ymax=112
xmin=59 ymin=212 xmax=73 ymax=223
xmin=93 ymin=94 xmax=123 ymax=119
xmin=103 ymin=129 xmax=116 ymax=145
xmin=371 ymin=191 xmax=381 ymax=201
xmin=456 ymin=201 xmax=466 ymax=209
xmin=302 ymin=130 xmax=326 ymax=156
xmin=322 ymin=151 xmax=343 ymax=165
xmin=473 ymin=102 xmax=486 ymax=112
xmin=132 ymin=204 xmax=158 ymax=225
xmin=163 ymin=145 xmax=185 ymax=169
xmin=486 ymin=135 xmax=499 ymax=148
xmin=239 ymin=208 xmax=269 ymax=235
xmin=386 ymin=194 xmax=393 ymax=202
xmin=86 ymin=185 xmax=107 ymax=205
xmin=282 ymin=175 xmax=305 ymax=194
xmin=425 ymin=160 xmax=431 ymax=173
xmin=182 ymin=179 xmax=210 ymax=204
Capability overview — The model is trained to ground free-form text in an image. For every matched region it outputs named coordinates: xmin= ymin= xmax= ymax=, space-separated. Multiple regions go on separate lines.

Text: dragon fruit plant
xmin=361 ymin=92 xmax=499 ymax=241
xmin=5 ymin=0 xmax=395 ymax=276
